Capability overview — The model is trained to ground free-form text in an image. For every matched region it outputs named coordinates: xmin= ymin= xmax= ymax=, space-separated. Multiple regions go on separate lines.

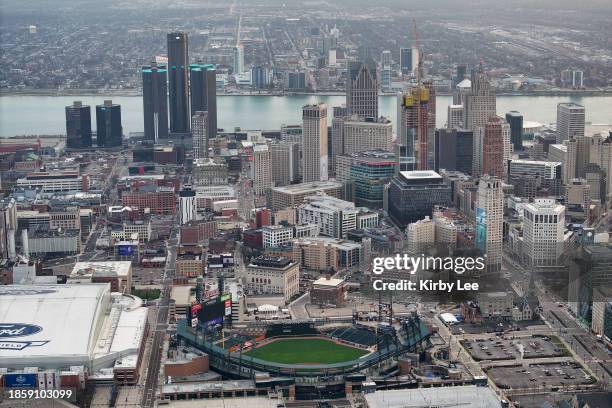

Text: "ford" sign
xmin=0 ymin=323 xmax=42 ymax=338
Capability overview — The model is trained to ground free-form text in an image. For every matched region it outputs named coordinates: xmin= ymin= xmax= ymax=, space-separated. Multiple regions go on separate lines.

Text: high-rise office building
xmin=251 ymin=65 xmax=270 ymax=89
xmin=252 ymin=144 xmax=273 ymax=195
xmin=191 ymin=111 xmax=208 ymax=159
xmin=463 ymin=65 xmax=496 ymax=130
xmin=179 ymin=188 xmax=197 ymax=225
xmin=556 ymin=102 xmax=585 ymax=143
xmin=189 ymin=63 xmax=217 ymax=138
xmin=596 ymin=135 xmax=612 ymax=203
xmin=424 ymin=80 xmax=437 ymax=169
xmin=95 ymin=100 xmax=122 ymax=148
xmin=167 ymin=32 xmax=190 ymax=134
xmin=505 ymin=111 xmax=523 ymax=151
xmin=410 ymin=46 xmax=419 ymax=74
xmin=406 ymin=217 xmax=435 ymax=255
xmin=380 ymin=50 xmax=392 ymax=67
xmin=330 ymin=106 xmax=348 ymax=174
xmin=336 ymin=150 xmax=396 ymax=208
xmin=565 ymin=135 xmax=592 ymax=180
xmin=234 ymin=44 xmax=244 ymax=74
xmin=453 ymin=75 xmax=471 ymax=104
xmin=476 ymin=176 xmax=503 ymax=273
xmin=434 ymin=128 xmax=474 ymax=175
xmin=346 ymin=60 xmax=378 ymax=119
xmin=399 ymin=47 xmax=413 ymax=76
xmin=482 ymin=116 xmax=506 ymax=179
xmin=342 ymin=116 xmax=393 ymax=155
xmin=455 ymin=64 xmax=467 ymax=86
xmin=269 ymin=141 xmax=300 ymax=187
xmin=388 ymin=170 xmax=452 ymax=227
xmin=561 ymin=69 xmax=584 ymax=89
xmin=65 ymin=101 xmax=92 ymax=149
xmin=447 ymin=105 xmax=463 ymax=129
xmin=302 ymin=103 xmax=328 ymax=182
xmin=285 ymin=71 xmax=307 ymax=90
xmin=381 ymin=66 xmax=392 ymax=90
xmin=142 ymin=64 xmax=168 ymax=141
xmin=397 ymin=86 xmax=430 ymax=171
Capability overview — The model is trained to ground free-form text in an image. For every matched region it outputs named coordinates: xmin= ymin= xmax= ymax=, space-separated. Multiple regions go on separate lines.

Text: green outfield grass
xmin=244 ymin=338 xmax=369 ymax=365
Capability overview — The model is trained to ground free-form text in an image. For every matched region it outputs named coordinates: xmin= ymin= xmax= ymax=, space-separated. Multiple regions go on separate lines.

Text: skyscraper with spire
xmin=463 ymin=62 xmax=496 ymax=131
xmin=346 ymin=59 xmax=378 ymax=119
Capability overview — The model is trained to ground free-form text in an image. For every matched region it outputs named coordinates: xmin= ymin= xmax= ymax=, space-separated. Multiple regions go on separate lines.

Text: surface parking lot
xmin=487 ymin=362 xmax=594 ymax=390
xmin=462 ymin=336 xmax=567 ymax=361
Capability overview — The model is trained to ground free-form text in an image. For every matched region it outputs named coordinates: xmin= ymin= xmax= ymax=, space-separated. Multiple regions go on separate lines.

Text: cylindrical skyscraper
xmin=142 ymin=64 xmax=168 ymax=141
xmin=65 ymin=101 xmax=92 ymax=149
xmin=167 ymin=32 xmax=190 ymax=134
xmin=189 ymin=63 xmax=217 ymax=138
xmin=96 ymin=100 xmax=122 ymax=148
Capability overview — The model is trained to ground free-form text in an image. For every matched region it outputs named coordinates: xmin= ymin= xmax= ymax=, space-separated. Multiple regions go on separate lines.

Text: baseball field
xmin=244 ymin=337 xmax=369 ymax=365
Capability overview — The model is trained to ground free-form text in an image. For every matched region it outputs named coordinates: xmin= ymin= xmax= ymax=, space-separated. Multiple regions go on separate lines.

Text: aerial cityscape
xmin=0 ymin=0 xmax=611 ymax=408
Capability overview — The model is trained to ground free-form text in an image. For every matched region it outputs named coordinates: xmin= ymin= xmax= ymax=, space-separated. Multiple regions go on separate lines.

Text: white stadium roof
xmin=0 ymin=284 xmax=147 ymax=371
xmin=0 ymin=284 xmax=109 ymax=368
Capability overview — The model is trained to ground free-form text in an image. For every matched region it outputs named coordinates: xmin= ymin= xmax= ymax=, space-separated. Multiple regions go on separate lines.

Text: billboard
xmin=475 ymin=207 xmax=487 ymax=252
xmin=193 ymin=295 xmax=232 ymax=328
xmin=4 ymin=373 xmax=38 ymax=388
xmin=117 ymin=244 xmax=136 ymax=256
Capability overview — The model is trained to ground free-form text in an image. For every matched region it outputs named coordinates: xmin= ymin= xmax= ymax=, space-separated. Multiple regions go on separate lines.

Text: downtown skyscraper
xmin=191 ymin=111 xmax=208 ymax=160
xmin=476 ymin=175 xmax=503 ymax=274
xmin=190 ymin=63 xmax=217 ymax=138
xmin=95 ymin=100 xmax=123 ymax=148
xmin=397 ymin=87 xmax=430 ymax=171
xmin=346 ymin=60 xmax=378 ymax=119
xmin=167 ymin=32 xmax=190 ymax=134
xmin=65 ymin=101 xmax=92 ymax=149
xmin=482 ymin=116 xmax=506 ymax=179
xmin=142 ymin=64 xmax=168 ymax=141
xmin=463 ymin=65 xmax=496 ymax=130
xmin=302 ymin=103 xmax=328 ymax=182
xmin=556 ymin=102 xmax=585 ymax=143
xmin=505 ymin=111 xmax=523 ymax=151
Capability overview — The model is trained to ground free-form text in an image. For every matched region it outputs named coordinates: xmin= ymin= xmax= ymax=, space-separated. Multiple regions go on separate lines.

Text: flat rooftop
xmin=399 ymin=170 xmax=442 ymax=180
xmin=294 ymin=237 xmax=361 ymax=250
xmin=272 ymin=181 xmax=342 ymax=195
xmin=171 ymin=286 xmax=194 ymax=305
xmin=365 ymin=385 xmax=500 ymax=408
xmin=313 ymin=277 xmax=345 ymax=287
xmin=71 ymin=261 xmax=132 ymax=278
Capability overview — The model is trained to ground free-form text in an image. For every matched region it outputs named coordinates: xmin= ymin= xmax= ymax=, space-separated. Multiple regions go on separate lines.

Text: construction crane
xmin=410 ymin=18 xmax=429 ymax=170
xmin=412 ymin=18 xmax=423 ymax=86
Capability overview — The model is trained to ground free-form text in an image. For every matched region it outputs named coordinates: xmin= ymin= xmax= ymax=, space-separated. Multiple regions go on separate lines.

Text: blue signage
xmin=0 ymin=323 xmax=42 ymax=338
xmin=475 ymin=207 xmax=487 ymax=253
xmin=4 ymin=373 xmax=38 ymax=388
xmin=118 ymin=245 xmax=135 ymax=256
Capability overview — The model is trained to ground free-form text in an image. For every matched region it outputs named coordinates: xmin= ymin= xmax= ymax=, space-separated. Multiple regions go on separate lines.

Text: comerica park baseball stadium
xmin=175 ymin=306 xmax=436 ymax=400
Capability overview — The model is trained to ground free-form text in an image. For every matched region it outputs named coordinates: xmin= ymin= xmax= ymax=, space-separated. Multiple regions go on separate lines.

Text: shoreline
xmin=1 ymin=89 xmax=611 ymax=98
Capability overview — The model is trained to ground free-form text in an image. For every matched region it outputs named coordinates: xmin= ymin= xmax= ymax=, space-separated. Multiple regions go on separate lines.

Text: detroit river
xmin=1 ymin=94 xmax=611 ymax=137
